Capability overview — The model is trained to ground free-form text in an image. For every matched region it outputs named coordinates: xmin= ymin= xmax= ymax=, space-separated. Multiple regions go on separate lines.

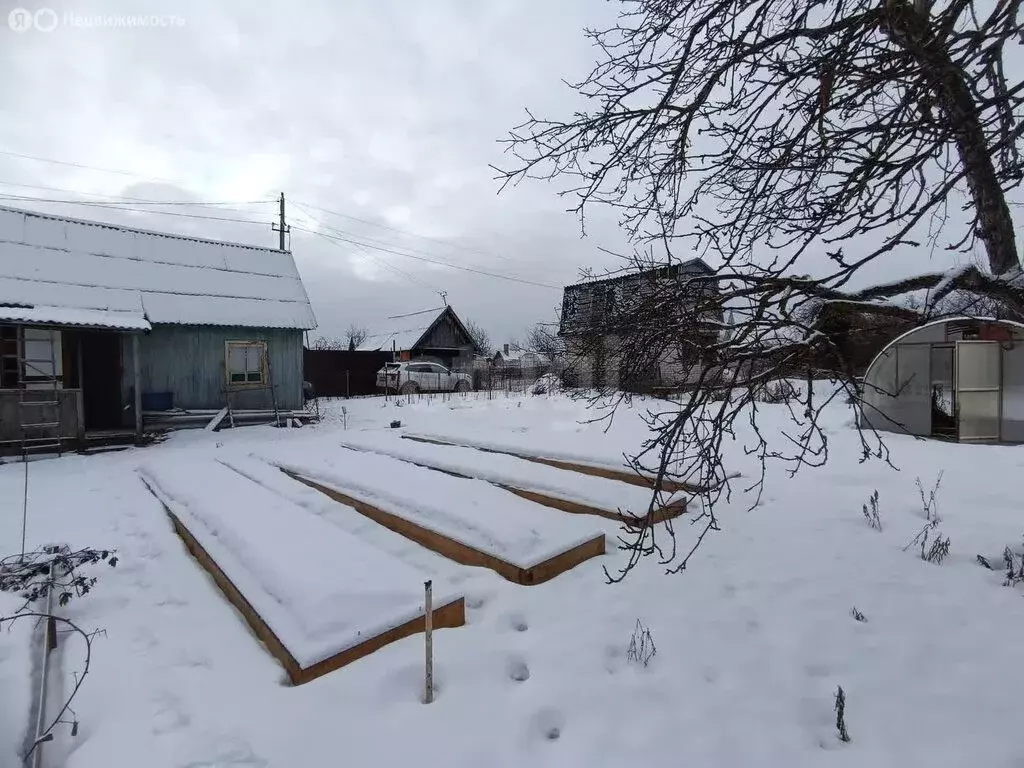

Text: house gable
xmin=357 ymin=306 xmax=478 ymax=354
xmin=418 ymin=306 xmax=475 ymax=351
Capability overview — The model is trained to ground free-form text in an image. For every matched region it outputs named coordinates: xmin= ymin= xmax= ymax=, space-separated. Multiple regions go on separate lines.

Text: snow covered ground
xmin=3 ymin=388 xmax=1024 ymax=767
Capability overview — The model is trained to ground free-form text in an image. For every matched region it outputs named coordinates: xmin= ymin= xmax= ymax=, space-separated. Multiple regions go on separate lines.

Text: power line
xmin=291 ymin=223 xmax=560 ymax=290
xmin=0 ymin=180 xmax=272 ymax=208
xmin=290 ymin=202 xmax=558 ymax=288
xmin=0 ymin=194 xmax=271 ymax=225
xmin=290 ymin=201 xmax=442 ymax=293
xmin=0 ymin=149 xmax=181 ymax=183
xmin=292 ymin=197 xmax=524 ymax=266
xmin=351 ymin=241 xmax=442 ymax=292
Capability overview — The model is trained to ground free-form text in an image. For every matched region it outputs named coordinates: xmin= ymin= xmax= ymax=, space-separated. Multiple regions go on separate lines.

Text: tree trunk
xmin=884 ymin=7 xmax=1020 ymax=277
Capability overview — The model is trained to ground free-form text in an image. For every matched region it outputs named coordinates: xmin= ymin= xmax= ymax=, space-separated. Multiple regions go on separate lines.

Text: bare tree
xmin=526 ymin=321 xmax=566 ymax=363
xmin=465 ymin=319 xmax=493 ymax=356
xmin=345 ymin=324 xmax=369 ymax=351
xmin=497 ymin=0 xmax=1024 ymax=579
xmin=308 ymin=335 xmax=345 ymax=351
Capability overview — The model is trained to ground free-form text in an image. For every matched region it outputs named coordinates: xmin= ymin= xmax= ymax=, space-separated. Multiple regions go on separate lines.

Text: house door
xmin=955 ymin=340 xmax=1001 ymax=441
xmin=80 ymin=331 xmax=123 ymax=430
xmin=929 ymin=345 xmax=956 ymax=439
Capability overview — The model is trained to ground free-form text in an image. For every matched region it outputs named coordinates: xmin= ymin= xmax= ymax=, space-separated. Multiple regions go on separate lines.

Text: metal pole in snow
xmin=424 ymin=579 xmax=434 ymax=704
xmin=30 ymin=562 xmax=57 ymax=768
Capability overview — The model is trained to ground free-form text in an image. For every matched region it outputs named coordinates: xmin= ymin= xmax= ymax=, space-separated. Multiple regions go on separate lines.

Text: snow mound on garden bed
xmin=138 ymin=458 xmax=458 ymax=668
xmin=259 ymin=445 xmax=605 ymax=569
xmin=403 ymin=423 xmax=728 ymax=487
xmin=336 ymin=429 xmax=682 ymax=515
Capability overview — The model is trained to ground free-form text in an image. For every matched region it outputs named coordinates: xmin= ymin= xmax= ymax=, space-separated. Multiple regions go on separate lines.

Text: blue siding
xmin=123 ymin=325 xmax=305 ymax=412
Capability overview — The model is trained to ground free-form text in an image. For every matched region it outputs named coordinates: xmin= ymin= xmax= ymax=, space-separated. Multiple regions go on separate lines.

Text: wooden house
xmin=558 ymin=259 xmax=721 ymax=390
xmin=357 ymin=306 xmax=477 ymax=369
xmin=0 ymin=205 xmax=316 ymax=454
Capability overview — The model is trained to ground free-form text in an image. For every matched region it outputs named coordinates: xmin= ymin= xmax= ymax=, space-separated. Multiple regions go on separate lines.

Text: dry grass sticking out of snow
xmin=1 ymin=390 xmax=1024 ymax=768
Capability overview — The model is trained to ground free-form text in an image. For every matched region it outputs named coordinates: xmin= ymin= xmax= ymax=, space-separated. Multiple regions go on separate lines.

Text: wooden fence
xmin=303 ymin=349 xmax=394 ymax=398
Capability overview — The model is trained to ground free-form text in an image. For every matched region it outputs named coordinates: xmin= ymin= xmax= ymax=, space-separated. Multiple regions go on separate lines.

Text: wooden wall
xmin=124 ymin=325 xmax=305 ymax=411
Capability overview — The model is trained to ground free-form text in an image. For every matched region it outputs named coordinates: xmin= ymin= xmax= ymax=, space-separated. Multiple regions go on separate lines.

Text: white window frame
xmin=225 ymin=340 xmax=267 ymax=387
xmin=22 ymin=327 xmax=63 ymax=388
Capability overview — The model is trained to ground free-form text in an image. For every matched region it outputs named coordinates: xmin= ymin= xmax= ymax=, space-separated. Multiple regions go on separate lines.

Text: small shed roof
xmin=0 ymin=205 xmax=317 ymax=330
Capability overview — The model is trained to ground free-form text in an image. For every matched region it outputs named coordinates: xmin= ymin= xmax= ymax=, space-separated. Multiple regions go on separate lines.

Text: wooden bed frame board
xmin=284 ymin=469 xmax=606 ymax=585
xmin=338 ymin=445 xmax=686 ymax=524
xmin=401 ymin=435 xmax=714 ymax=494
xmin=150 ymin=492 xmax=465 ymax=686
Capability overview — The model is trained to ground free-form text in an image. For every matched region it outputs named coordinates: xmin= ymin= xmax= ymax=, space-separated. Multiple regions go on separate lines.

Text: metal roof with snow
xmin=357 ymin=306 xmax=475 ymax=353
xmin=0 ymin=205 xmax=317 ymax=331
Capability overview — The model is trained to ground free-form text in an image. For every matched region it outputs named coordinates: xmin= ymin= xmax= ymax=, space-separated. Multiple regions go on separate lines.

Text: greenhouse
xmin=859 ymin=317 xmax=1024 ymax=443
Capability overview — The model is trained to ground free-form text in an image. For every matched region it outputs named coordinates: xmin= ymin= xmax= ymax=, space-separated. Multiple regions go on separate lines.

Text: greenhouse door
xmin=955 ymin=341 xmax=1002 ymax=441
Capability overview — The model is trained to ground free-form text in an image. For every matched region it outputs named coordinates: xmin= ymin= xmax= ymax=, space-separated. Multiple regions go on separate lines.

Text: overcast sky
xmin=0 ymin=0 xmax=1003 ymax=346
xmin=0 ymin=0 xmax=636 ymax=345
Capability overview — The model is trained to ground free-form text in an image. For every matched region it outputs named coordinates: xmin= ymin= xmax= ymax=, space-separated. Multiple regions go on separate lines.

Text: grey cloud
xmin=0 ymin=0 xmax=763 ymax=345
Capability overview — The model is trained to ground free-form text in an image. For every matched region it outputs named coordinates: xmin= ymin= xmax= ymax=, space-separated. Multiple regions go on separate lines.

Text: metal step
xmin=21 ymin=444 xmax=64 ymax=454
xmin=20 ymin=400 xmax=59 ymax=406
xmin=22 ymin=421 xmax=60 ymax=429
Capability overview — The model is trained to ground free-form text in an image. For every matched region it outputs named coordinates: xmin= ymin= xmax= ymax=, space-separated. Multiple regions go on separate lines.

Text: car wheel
xmin=455 ymin=380 xmax=471 ymax=392
xmin=400 ymin=381 xmax=419 ymax=394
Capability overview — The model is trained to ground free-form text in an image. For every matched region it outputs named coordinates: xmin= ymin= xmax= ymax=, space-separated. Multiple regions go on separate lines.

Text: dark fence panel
xmin=303 ymin=349 xmax=393 ymax=397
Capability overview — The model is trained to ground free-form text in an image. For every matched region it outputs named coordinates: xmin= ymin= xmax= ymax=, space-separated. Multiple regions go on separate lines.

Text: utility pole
xmin=272 ymin=192 xmax=290 ymax=251
xmin=439 ymin=290 xmax=448 ymax=306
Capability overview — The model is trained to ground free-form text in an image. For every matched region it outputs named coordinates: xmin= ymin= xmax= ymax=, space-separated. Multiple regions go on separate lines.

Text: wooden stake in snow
xmin=424 ymin=579 xmax=434 ymax=704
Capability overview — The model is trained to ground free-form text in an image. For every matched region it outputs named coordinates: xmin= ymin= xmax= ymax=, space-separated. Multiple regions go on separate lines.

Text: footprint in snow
xmin=503 ymin=611 xmax=528 ymax=633
xmin=180 ymin=735 xmax=268 ymax=767
xmin=151 ymin=692 xmax=192 ymax=735
xmin=507 ymin=656 xmax=530 ymax=682
xmin=603 ymin=644 xmax=624 ymax=675
xmin=527 ymin=707 xmax=565 ymax=743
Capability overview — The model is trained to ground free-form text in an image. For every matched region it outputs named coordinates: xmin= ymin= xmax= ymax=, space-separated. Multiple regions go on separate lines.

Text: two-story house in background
xmin=558 ymin=258 xmax=721 ymax=391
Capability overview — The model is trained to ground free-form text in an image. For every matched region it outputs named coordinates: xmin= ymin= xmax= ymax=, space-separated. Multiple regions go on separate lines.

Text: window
xmin=21 ymin=328 xmax=63 ymax=389
xmin=226 ymin=341 xmax=266 ymax=385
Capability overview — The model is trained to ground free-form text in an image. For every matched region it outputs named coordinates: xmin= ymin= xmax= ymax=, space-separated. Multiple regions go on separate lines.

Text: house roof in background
xmin=0 ymin=205 xmax=317 ymax=330
xmin=358 ymin=306 xmax=476 ymax=353
xmin=357 ymin=306 xmax=443 ymax=352
xmin=563 ymin=257 xmax=715 ymax=291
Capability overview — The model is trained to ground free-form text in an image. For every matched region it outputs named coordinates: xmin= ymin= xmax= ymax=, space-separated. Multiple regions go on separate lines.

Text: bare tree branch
xmin=498 ymin=0 xmax=1024 ymax=578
